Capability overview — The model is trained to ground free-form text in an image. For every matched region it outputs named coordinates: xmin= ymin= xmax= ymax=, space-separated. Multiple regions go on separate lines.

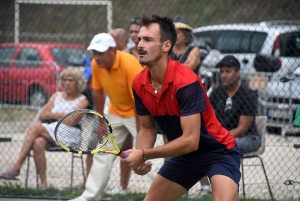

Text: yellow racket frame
xmin=55 ymin=109 xmax=123 ymax=156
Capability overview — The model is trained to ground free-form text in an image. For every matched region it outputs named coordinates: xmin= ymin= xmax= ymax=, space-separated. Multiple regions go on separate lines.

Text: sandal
xmin=0 ymin=171 xmax=19 ymax=180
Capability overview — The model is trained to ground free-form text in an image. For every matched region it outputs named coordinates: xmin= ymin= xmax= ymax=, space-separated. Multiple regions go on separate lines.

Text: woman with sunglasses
xmin=170 ymin=16 xmax=201 ymax=75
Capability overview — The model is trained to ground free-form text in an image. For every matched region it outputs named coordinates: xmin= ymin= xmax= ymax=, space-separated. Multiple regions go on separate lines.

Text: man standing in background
xmin=106 ymin=27 xmax=136 ymax=195
xmin=128 ymin=17 xmax=142 ymax=58
xmin=70 ymin=32 xmax=142 ymax=201
xmin=110 ymin=28 xmax=129 ymax=52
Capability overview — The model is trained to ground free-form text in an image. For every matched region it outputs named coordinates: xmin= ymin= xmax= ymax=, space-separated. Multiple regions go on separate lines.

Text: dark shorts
xmin=158 ymin=148 xmax=241 ymax=190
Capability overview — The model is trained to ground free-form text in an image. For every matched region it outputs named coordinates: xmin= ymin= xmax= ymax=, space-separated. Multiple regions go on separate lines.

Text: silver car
xmin=193 ymin=20 xmax=300 ymax=92
xmin=259 ymin=66 xmax=300 ymax=130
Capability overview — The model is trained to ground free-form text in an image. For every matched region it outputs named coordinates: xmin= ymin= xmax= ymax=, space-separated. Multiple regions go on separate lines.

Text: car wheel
xmin=28 ymin=87 xmax=48 ymax=107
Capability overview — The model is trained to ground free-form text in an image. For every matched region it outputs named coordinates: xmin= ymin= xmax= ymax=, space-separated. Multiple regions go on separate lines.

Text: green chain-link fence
xmin=1 ymin=0 xmax=300 ymax=200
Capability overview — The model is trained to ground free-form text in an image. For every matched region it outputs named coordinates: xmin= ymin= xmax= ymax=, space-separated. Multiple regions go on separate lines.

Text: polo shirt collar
xmin=141 ymin=57 xmax=176 ymax=86
xmin=111 ymin=50 xmax=120 ymax=69
xmin=164 ymin=58 xmax=176 ymax=85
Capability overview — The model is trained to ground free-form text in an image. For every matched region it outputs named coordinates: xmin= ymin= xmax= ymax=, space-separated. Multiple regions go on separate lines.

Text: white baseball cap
xmin=87 ymin=33 xmax=116 ymax=52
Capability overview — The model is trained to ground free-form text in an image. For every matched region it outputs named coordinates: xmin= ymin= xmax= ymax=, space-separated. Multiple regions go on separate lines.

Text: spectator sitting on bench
xmin=0 ymin=67 xmax=88 ymax=188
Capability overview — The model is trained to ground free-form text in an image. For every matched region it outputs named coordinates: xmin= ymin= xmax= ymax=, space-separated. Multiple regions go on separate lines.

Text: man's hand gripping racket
xmin=54 ymin=109 xmax=128 ymax=158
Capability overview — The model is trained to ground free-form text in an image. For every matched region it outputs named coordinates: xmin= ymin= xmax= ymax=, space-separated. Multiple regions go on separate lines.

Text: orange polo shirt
xmin=92 ymin=50 xmax=143 ymax=118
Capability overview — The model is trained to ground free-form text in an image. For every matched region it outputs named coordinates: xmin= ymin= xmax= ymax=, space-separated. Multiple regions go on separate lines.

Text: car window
xmin=193 ymin=31 xmax=215 ymax=49
xmin=194 ymin=30 xmax=267 ymax=54
xmin=250 ymin=32 xmax=268 ymax=53
xmin=216 ymin=31 xmax=267 ymax=53
xmin=280 ymin=31 xmax=300 ymax=57
xmin=0 ymin=47 xmax=16 ymax=68
xmin=51 ymin=48 xmax=91 ymax=67
xmin=15 ymin=48 xmax=41 ymax=68
xmin=216 ymin=31 xmax=248 ymax=53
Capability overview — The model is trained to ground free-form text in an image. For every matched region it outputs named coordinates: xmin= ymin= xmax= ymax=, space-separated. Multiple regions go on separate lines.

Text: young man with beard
xmin=122 ymin=15 xmax=241 ymax=201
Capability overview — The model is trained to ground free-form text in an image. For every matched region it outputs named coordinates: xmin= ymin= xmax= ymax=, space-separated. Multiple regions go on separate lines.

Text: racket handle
xmin=119 ymin=151 xmax=129 ymax=158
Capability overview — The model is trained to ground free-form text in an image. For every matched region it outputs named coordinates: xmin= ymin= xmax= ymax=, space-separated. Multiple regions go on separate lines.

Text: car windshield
xmin=0 ymin=47 xmax=16 ymax=59
xmin=51 ymin=48 xmax=92 ymax=67
xmin=0 ymin=47 xmax=16 ymax=68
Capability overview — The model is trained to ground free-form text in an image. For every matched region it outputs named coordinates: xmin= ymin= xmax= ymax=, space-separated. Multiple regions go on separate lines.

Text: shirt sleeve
xmin=133 ymin=89 xmax=150 ymax=116
xmin=91 ymin=59 xmax=102 ymax=91
xmin=176 ymin=81 xmax=206 ymax=116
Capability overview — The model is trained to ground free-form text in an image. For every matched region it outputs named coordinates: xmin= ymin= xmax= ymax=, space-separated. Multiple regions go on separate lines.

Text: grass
xmin=0 ymin=182 xmax=274 ymax=201
xmin=0 ymin=182 xmax=79 ymax=199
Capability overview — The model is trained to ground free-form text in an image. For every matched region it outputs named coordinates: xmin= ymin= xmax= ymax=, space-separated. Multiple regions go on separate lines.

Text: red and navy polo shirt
xmin=132 ymin=58 xmax=236 ymax=155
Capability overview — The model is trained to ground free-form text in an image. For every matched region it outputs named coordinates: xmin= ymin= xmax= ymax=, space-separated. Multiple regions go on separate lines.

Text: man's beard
xmin=224 ymin=79 xmax=239 ymax=91
xmin=140 ymin=50 xmax=162 ymax=67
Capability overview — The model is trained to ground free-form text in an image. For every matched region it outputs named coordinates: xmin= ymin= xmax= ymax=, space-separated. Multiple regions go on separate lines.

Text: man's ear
xmin=110 ymin=47 xmax=117 ymax=54
xmin=162 ymin=40 xmax=172 ymax=53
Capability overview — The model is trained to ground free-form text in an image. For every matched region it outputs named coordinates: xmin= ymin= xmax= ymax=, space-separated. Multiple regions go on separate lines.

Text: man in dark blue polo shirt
xmin=122 ymin=15 xmax=241 ymax=201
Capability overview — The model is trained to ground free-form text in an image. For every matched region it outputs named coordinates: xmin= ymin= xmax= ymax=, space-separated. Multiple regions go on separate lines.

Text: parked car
xmin=0 ymin=43 xmax=91 ymax=106
xmin=193 ymin=20 xmax=300 ymax=91
xmin=259 ymin=66 xmax=300 ymax=129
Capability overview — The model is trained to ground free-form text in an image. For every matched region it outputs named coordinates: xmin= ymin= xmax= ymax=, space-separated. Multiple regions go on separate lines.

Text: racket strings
xmin=56 ymin=112 xmax=110 ymax=151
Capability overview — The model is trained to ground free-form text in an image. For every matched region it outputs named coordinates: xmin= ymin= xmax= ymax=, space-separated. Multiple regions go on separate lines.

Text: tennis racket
xmin=54 ymin=109 xmax=128 ymax=158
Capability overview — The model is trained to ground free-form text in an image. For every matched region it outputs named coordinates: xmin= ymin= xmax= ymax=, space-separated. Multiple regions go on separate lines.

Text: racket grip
xmin=119 ymin=151 xmax=129 ymax=158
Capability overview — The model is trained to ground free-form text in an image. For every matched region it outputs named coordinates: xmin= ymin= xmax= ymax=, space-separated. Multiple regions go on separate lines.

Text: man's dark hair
xmin=141 ymin=15 xmax=177 ymax=55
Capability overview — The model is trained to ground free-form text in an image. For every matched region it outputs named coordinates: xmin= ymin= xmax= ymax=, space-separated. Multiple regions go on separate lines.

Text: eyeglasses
xmin=224 ymin=98 xmax=232 ymax=113
xmin=62 ymin=78 xmax=75 ymax=82
xmin=130 ymin=17 xmax=141 ymax=26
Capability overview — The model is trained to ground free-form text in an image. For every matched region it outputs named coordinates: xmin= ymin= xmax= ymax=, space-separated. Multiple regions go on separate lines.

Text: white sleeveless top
xmin=51 ymin=92 xmax=86 ymax=113
xmin=43 ymin=92 xmax=86 ymax=143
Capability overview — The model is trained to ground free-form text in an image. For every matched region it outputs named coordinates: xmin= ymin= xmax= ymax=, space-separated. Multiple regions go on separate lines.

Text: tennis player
xmin=123 ymin=15 xmax=241 ymax=201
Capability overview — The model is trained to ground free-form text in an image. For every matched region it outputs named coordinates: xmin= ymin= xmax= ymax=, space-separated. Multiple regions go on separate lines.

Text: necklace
xmin=151 ymin=79 xmax=162 ymax=94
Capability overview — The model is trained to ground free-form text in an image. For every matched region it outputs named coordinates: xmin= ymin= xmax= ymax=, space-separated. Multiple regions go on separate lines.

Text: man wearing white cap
xmin=69 ymin=33 xmax=143 ymax=201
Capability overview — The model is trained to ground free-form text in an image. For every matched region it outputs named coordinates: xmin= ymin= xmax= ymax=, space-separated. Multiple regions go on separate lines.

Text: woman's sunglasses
xmin=130 ymin=18 xmax=141 ymax=26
